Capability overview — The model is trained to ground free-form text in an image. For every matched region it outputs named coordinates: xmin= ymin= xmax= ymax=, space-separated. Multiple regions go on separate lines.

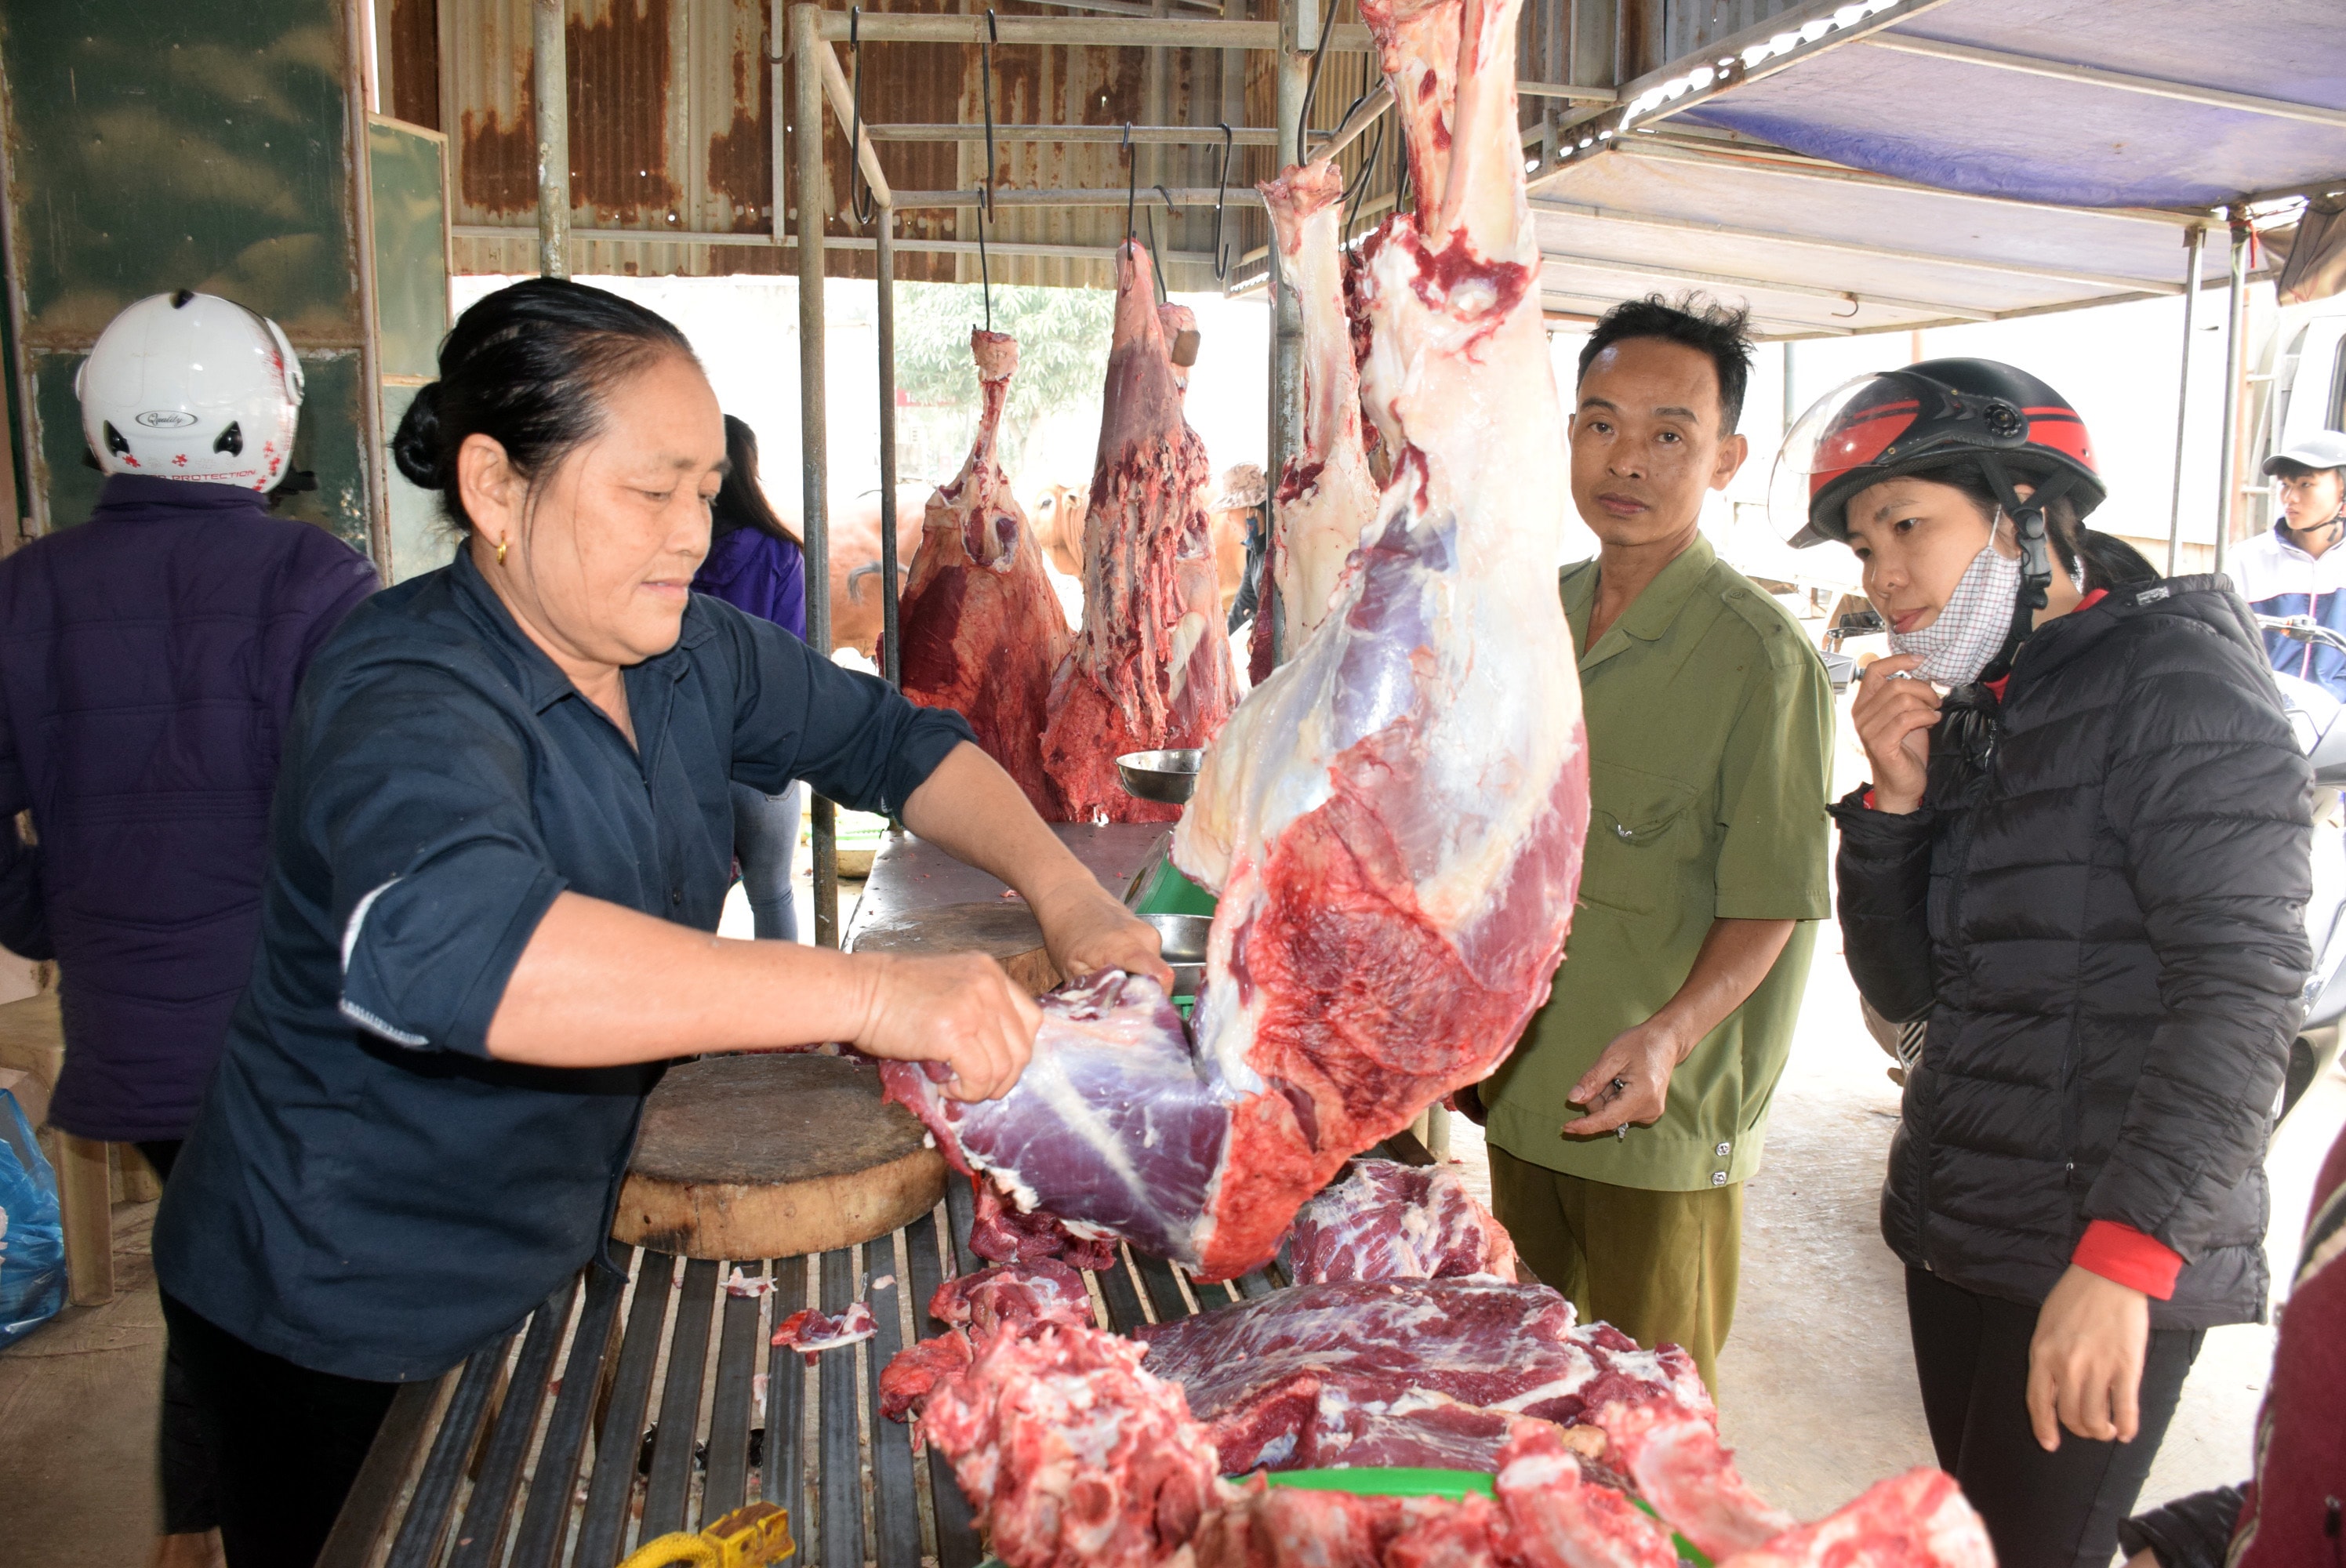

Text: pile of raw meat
xmin=883 ymin=0 xmax=1589 ymax=1284
xmin=1037 ymin=243 xmax=1237 ymax=823
xmin=898 ymin=329 xmax=1072 ymax=819
xmin=883 ymin=1160 xmax=1992 ymax=1566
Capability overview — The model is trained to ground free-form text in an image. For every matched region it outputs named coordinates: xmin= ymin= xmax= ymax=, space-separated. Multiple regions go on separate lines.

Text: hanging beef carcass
xmin=1254 ymin=157 xmax=1382 ymax=673
xmin=1038 ymin=244 xmax=1237 ymax=823
xmin=885 ymin=0 xmax=1586 ymax=1283
xmin=898 ymin=330 xmax=1071 ymax=818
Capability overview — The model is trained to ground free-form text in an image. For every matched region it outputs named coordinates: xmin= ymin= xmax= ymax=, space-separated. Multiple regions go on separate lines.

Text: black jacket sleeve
xmin=2094 ymin=619 xmax=2311 ymax=1258
xmin=1829 ymin=782 xmax=1938 ymax=1025
xmin=0 ymin=693 xmax=49 ymax=962
xmin=2119 ymin=1487 xmax=2245 ymax=1568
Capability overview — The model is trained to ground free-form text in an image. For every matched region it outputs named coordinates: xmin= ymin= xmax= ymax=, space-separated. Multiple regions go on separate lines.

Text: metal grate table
xmin=318 ymin=1167 xmax=1298 ymax=1568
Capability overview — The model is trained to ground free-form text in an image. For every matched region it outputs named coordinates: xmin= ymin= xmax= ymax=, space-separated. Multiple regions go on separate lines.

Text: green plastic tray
xmin=969 ymin=1467 xmax=1711 ymax=1565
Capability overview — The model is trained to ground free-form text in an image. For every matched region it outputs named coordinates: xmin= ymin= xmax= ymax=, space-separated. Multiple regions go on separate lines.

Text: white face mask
xmin=1888 ymin=540 xmax=2022 ymax=686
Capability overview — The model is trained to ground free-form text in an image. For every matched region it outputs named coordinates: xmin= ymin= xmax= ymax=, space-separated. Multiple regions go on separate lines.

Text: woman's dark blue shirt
xmin=151 ymin=548 xmax=973 ymax=1381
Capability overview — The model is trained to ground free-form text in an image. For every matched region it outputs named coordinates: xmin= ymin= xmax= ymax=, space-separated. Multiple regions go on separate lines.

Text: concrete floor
xmin=7 ymin=885 xmax=2339 ymax=1566
xmin=0 ymin=1191 xmax=170 ymax=1566
xmin=1446 ymin=924 xmax=2344 ymax=1525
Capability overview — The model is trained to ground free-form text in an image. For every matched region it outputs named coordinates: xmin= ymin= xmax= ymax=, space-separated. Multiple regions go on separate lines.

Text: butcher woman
xmin=151 ymin=278 xmax=1168 ymax=1568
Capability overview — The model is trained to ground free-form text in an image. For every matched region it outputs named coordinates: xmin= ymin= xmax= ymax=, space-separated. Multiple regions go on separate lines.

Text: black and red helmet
xmin=1773 ymin=358 xmax=2106 ymax=549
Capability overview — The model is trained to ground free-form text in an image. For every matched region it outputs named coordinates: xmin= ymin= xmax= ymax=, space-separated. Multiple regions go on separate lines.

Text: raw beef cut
xmin=890 ymin=971 xmax=1237 ymax=1269
xmin=887 ymin=0 xmax=1587 ymax=1284
xmin=876 ymin=1258 xmax=1095 ymax=1421
xmin=1258 ymin=157 xmax=1382 ymax=662
xmin=1285 ymin=1158 xmax=1519 ymax=1285
xmin=1039 ymin=242 xmax=1237 ymax=824
xmin=906 ymin=1319 xmax=1992 ymax=1568
xmin=1131 ymin=1278 xmax=1740 ymax=1485
xmin=1588 ymin=1398 xmax=1793 ymax=1558
xmin=898 ymin=330 xmax=1071 ymax=819
xmin=971 ymin=1177 xmax=1120 ymax=1272
xmin=1715 ymin=1470 xmax=1993 ymax=1568
xmin=916 ymin=1324 xmax=1224 ymax=1568
xmin=769 ymin=1301 xmax=877 ymax=1363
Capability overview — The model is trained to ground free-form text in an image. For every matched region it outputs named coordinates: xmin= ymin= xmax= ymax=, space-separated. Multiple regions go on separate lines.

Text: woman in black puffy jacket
xmin=1781 ymin=360 xmax=2311 ymax=1568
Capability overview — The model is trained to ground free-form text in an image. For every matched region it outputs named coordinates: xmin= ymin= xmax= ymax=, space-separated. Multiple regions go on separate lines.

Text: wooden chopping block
xmin=848 ymin=898 xmax=1062 ymax=996
xmin=614 ymin=1053 xmax=949 ymax=1260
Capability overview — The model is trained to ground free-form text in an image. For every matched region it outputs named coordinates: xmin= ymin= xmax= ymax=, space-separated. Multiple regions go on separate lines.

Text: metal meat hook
xmin=975 ymin=191 xmax=993 ymax=332
xmin=979 ymin=10 xmax=999 ymax=224
xmin=1123 ymin=121 xmax=1138 ymax=245
xmin=848 ymin=7 xmax=877 ymax=227
xmin=1339 ymin=93 xmax=1385 ymax=247
xmin=1211 ymin=122 xmax=1236 ymax=281
xmin=974 ymin=9 xmax=999 ymax=332
xmin=1145 ymin=202 xmax=1170 ymax=305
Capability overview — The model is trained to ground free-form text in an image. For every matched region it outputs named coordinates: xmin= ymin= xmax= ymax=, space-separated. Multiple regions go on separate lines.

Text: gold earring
xmin=495 ymin=536 xmax=509 ymax=566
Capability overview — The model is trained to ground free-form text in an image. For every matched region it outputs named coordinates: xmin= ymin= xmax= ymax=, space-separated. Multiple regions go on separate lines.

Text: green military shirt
xmin=1484 ymin=534 xmax=1834 ymax=1192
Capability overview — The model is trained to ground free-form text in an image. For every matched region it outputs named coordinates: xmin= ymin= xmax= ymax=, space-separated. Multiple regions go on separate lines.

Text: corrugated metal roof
xmin=418 ymin=0 xmax=1472 ymax=291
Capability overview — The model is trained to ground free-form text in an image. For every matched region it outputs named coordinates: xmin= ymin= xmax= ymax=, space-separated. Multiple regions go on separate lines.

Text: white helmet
xmin=76 ymin=290 xmax=304 ymax=490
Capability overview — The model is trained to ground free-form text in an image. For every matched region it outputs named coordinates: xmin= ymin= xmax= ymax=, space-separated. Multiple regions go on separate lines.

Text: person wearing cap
xmin=2228 ymin=429 xmax=2346 ymax=697
xmin=0 ymin=290 xmax=383 ymax=1568
xmin=1218 ymin=463 xmax=1271 ymax=636
xmin=1789 ymin=358 xmax=2310 ymax=1567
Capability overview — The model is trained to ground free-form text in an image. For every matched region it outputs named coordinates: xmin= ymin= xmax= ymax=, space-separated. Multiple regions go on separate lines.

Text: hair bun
xmin=390 ymin=382 xmax=447 ymax=488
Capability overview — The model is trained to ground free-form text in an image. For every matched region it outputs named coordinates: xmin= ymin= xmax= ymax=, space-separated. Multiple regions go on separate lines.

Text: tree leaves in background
xmin=892 ymin=282 xmax=1117 ymax=472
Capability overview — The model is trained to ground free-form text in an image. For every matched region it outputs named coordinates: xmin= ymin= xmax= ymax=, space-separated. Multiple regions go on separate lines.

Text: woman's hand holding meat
xmin=1851 ymin=653 xmax=1940 ymax=814
xmin=2027 ymin=1264 xmax=2151 ymax=1450
xmin=1030 ymin=876 xmax=1175 ymax=993
xmin=853 ymin=950 xmax=1040 ymax=1103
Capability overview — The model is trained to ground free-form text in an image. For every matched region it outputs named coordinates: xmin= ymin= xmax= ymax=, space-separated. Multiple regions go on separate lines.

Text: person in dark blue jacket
xmin=0 ymin=289 xmax=380 ymax=1568
xmin=690 ymin=415 xmax=809 ymax=940
xmin=149 ymin=278 xmax=1168 ymax=1568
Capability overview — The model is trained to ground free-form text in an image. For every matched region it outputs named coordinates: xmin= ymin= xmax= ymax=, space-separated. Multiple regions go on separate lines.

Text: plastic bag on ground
xmin=0 ymin=1086 xmax=65 ymax=1348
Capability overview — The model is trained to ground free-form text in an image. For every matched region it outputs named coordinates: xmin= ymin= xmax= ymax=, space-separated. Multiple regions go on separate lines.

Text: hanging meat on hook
xmin=1038 ymin=241 xmax=1237 ymax=824
xmin=886 ymin=0 xmax=1586 ymax=1283
xmin=897 ymin=330 xmax=1071 ymax=818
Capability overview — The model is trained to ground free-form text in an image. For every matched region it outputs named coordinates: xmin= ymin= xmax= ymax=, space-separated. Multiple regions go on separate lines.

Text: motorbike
xmin=2256 ymin=614 xmax=2346 ymax=1120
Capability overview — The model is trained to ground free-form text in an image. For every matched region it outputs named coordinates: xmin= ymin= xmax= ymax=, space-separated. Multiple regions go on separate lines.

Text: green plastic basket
xmin=969 ymin=1467 xmax=1711 ymax=1566
xmin=1128 ymin=855 xmax=1218 ymax=917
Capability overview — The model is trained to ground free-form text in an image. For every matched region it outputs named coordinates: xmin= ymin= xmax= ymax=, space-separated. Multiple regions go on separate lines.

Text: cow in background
xmin=1032 ymin=483 xmax=1088 ymax=578
xmin=774 ymin=482 xmax=931 ymax=659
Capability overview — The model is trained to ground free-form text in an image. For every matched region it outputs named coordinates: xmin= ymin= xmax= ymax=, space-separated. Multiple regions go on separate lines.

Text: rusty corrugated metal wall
xmin=384 ymin=0 xmax=1571 ymax=293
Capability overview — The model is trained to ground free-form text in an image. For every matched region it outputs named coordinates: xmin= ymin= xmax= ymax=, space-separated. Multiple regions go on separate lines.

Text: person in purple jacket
xmin=0 ymin=289 xmax=379 ymax=1568
xmin=691 ymin=416 xmax=810 ymax=941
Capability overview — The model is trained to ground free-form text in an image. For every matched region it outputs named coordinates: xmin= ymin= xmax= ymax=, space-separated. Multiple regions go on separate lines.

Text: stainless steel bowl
xmin=1116 ymin=748 xmax=1204 ymax=805
xmin=1142 ymin=911 xmax=1211 ymax=998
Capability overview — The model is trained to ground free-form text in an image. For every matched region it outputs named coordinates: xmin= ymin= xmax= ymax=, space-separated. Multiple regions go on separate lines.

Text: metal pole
xmin=344 ymin=0 xmax=393 ymax=578
xmin=2165 ymin=224 xmax=2206 ymax=577
xmin=2212 ymin=210 xmax=2250 ymax=579
xmin=533 ymin=0 xmax=572 ymax=278
xmin=877 ymin=205 xmax=902 ymax=690
xmin=793 ymin=3 xmax=840 ymax=948
xmin=1269 ymin=0 xmax=1311 ymax=666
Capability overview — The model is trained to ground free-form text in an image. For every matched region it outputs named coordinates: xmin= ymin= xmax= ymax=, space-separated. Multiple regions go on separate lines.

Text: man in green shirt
xmin=1470 ymin=296 xmax=1833 ymax=1394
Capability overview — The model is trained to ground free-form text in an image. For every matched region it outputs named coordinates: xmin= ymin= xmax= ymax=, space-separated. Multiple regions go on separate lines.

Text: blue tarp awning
xmin=1521 ymin=0 xmax=2340 ymax=338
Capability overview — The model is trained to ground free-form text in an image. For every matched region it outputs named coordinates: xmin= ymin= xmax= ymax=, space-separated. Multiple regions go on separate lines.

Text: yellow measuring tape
xmin=616 ymin=1501 xmax=795 ymax=1568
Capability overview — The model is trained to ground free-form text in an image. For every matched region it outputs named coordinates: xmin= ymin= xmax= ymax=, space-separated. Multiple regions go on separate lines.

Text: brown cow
xmin=1030 ymin=476 xmax=1256 ymax=616
xmin=773 ymin=482 xmax=932 ymax=658
xmin=1031 ymin=483 xmax=1087 ymax=579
